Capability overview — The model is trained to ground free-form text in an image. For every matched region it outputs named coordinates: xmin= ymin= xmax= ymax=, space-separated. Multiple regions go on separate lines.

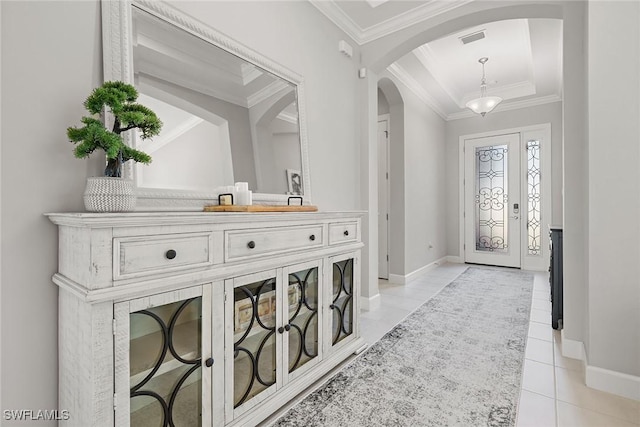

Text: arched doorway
xmin=377 ymin=78 xmax=404 ymax=281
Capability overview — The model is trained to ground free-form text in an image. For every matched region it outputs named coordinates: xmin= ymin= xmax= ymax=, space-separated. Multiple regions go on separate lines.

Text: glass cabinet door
xmin=228 ymin=270 xmax=280 ymax=416
xmin=284 ymin=261 xmax=321 ymax=383
xmin=330 ymin=256 xmax=355 ymax=346
xmin=115 ymin=285 xmax=214 ymax=427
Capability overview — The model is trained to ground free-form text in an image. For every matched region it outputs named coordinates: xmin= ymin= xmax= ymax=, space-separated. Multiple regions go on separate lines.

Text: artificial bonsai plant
xmin=67 ymin=81 xmax=162 ymax=177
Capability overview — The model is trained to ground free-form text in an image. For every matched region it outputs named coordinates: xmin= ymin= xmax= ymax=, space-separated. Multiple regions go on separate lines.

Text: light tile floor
xmin=360 ymin=263 xmax=640 ymax=427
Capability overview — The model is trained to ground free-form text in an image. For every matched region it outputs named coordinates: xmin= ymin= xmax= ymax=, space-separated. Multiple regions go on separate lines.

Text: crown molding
xmin=388 ymin=63 xmax=561 ymax=121
xmin=277 ymin=111 xmax=299 ymax=125
xmin=247 ymin=80 xmax=292 ymax=108
xmin=142 ymin=116 xmax=203 ymax=154
xmin=413 ymin=45 xmax=463 ymax=104
xmin=387 ymin=63 xmax=448 ymax=120
xmin=447 ymin=94 xmax=562 ymax=121
xmin=309 ymin=0 xmax=473 ymax=45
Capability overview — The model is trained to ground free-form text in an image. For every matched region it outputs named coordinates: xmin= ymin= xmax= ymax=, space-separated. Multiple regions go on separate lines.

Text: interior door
xmin=377 ymin=118 xmax=390 ymax=279
xmin=464 ymin=133 xmax=521 ymax=267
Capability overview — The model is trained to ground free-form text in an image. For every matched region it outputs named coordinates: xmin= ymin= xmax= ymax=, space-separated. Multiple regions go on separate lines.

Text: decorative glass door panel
xmin=287 ymin=266 xmax=319 ymax=372
xmin=126 ymin=294 xmax=204 ymax=427
xmin=232 ymin=276 xmax=277 ymax=409
xmin=331 ymin=258 xmax=354 ymax=345
xmin=475 ymin=145 xmax=509 ymax=252
xmin=464 ymin=134 xmax=521 ymax=267
xmin=526 ymin=140 xmax=541 ymax=256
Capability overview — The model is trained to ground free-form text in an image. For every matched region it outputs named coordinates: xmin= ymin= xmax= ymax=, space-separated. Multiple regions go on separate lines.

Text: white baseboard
xmin=586 ymin=365 xmax=640 ymax=401
xmin=561 ymin=331 xmax=640 ymax=401
xmin=445 ymin=256 xmax=463 ymax=264
xmin=360 ymin=293 xmax=381 ymax=311
xmin=561 ymin=330 xmax=586 ymax=360
xmin=388 ymin=257 xmax=447 ymax=285
xmin=388 ymin=273 xmax=405 ymax=285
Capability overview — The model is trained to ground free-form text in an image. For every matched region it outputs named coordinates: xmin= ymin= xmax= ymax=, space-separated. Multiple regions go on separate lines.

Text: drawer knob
xmin=344 ymin=230 xmax=350 ymax=236
xmin=205 ymin=357 xmax=214 ymax=367
xmin=165 ymin=249 xmax=177 ymax=260
xmin=309 ymin=234 xmax=316 ymax=241
xmin=247 ymin=241 xmax=256 ymax=249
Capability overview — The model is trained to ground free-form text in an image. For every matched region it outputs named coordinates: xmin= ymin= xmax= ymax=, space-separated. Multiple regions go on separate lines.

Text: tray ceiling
xmin=309 ymin=1 xmax=563 ymax=120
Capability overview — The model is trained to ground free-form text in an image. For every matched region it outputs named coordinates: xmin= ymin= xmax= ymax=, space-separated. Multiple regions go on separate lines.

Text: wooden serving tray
xmin=203 ymin=205 xmax=318 ymax=212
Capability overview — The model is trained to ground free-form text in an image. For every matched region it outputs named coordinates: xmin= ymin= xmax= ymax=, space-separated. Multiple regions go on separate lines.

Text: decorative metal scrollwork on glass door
xmin=287 ymin=267 xmax=319 ymax=373
xmin=527 ymin=140 xmax=541 ymax=255
xmin=233 ymin=278 xmax=277 ymax=408
xmin=129 ymin=297 xmax=203 ymax=427
xmin=331 ymin=258 xmax=353 ymax=345
xmin=475 ymin=145 xmax=509 ymax=252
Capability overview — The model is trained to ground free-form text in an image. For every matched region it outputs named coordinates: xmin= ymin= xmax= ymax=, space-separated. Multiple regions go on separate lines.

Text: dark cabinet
xmin=549 ymin=227 xmax=563 ymax=329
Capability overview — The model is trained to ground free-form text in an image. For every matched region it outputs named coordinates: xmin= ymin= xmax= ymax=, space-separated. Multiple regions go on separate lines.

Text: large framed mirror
xmin=102 ymin=0 xmax=311 ymax=210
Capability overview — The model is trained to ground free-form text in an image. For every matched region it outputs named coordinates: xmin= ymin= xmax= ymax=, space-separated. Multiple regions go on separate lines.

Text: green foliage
xmin=67 ymin=81 xmax=163 ymax=177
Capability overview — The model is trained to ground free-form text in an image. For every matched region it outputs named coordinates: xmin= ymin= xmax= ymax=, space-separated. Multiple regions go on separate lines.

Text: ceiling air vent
xmin=460 ymin=30 xmax=486 ymax=45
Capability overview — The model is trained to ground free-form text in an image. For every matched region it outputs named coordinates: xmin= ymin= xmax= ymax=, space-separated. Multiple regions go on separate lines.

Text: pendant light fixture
xmin=465 ymin=57 xmax=502 ymax=117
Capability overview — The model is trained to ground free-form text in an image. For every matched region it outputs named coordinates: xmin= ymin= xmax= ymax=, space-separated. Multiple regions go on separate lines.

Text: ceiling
xmin=310 ymin=1 xmax=563 ymax=120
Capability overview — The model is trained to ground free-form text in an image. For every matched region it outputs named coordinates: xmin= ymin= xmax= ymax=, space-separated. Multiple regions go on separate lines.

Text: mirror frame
xmin=102 ymin=0 xmax=312 ymax=210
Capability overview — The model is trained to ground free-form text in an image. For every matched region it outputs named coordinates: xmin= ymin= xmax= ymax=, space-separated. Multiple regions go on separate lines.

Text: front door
xmin=464 ymin=133 xmax=521 ymax=267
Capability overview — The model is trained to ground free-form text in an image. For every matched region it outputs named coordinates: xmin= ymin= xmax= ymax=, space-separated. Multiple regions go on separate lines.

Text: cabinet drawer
xmin=114 ymin=232 xmax=214 ymax=280
xmin=328 ymin=222 xmax=358 ymax=245
xmin=225 ymin=225 xmax=323 ymax=261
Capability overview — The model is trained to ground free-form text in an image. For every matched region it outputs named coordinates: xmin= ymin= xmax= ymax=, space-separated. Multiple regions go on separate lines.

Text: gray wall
xmin=560 ymin=1 xmax=589 ymax=351
xmin=445 ymin=101 xmax=563 ymax=257
xmin=399 ymin=82 xmax=447 ymax=274
xmin=0 ymin=0 xmax=362 ymax=421
xmin=587 ymin=0 xmax=640 ymax=378
xmin=2 ymin=1 xmax=105 ymax=420
xmin=378 ymin=74 xmax=447 ymax=277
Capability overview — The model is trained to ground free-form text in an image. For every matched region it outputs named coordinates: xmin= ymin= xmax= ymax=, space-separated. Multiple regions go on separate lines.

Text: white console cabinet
xmin=47 ymin=212 xmax=365 ymax=427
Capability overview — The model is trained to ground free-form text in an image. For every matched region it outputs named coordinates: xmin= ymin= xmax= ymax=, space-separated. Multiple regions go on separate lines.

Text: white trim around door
xmin=377 ymin=114 xmax=390 ymax=280
xmin=459 ymin=124 xmax=552 ymax=271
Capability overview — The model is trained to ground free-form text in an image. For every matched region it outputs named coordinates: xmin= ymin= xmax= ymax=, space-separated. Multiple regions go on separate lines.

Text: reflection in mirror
xmin=132 ymin=6 xmax=304 ymax=195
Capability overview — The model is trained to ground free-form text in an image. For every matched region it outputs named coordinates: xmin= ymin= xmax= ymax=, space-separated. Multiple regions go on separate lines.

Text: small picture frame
xmin=234 ymin=297 xmax=253 ymax=334
xmin=257 ymin=297 xmax=272 ymax=326
xmin=288 ymin=285 xmax=300 ymax=311
xmin=286 ymin=169 xmax=302 ymax=195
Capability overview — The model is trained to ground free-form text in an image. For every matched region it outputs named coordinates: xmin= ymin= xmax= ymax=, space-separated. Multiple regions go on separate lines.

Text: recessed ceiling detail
xmin=306 ymin=1 xmax=563 ymax=120
xmin=389 ymin=18 xmax=562 ymax=120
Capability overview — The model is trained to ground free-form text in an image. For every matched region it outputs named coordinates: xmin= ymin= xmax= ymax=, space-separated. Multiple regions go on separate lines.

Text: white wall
xmin=445 ymin=101 xmax=563 ymax=257
xmin=587 ymin=0 xmax=640 ymax=379
xmin=1 ymin=0 xmax=363 ymax=421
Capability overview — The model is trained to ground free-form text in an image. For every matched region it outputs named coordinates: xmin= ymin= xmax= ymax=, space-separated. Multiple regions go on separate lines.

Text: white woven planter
xmin=84 ymin=177 xmax=136 ymax=212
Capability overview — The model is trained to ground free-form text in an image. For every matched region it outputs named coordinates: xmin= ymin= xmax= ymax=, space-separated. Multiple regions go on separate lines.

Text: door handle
xmin=509 ymin=215 xmax=519 ymax=220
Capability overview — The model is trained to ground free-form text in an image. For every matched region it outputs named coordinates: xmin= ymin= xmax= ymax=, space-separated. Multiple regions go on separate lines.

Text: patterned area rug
xmin=271 ymin=267 xmax=534 ymax=427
